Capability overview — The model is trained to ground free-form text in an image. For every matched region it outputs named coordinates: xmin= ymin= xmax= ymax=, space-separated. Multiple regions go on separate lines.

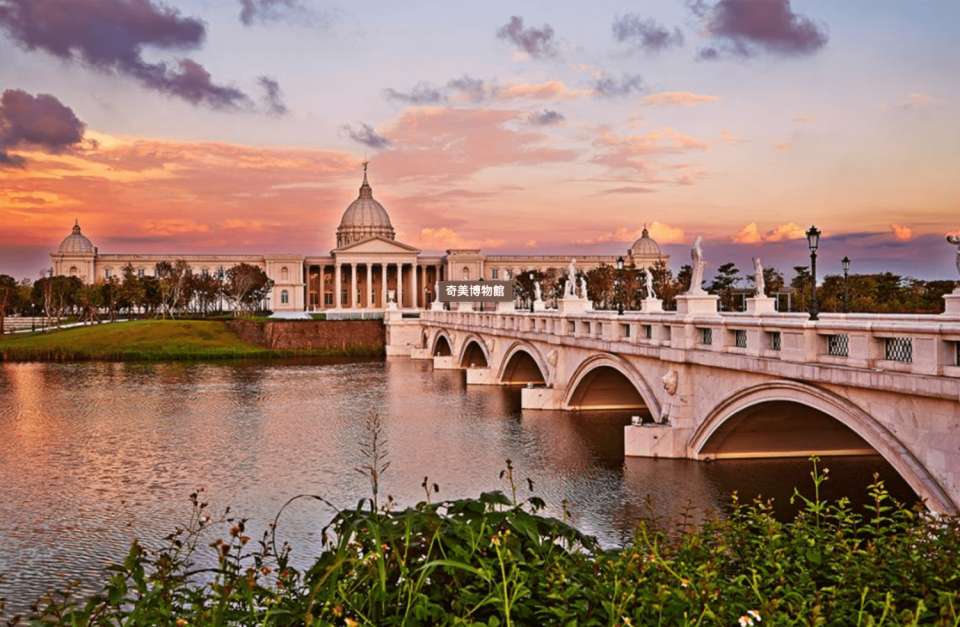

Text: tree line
xmin=511 ymin=261 xmax=957 ymax=314
xmin=0 ymin=262 xmax=273 ymax=333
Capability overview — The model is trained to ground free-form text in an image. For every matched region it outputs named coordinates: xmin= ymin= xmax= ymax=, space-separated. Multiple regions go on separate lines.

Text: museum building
xmin=50 ymin=167 xmax=668 ymax=312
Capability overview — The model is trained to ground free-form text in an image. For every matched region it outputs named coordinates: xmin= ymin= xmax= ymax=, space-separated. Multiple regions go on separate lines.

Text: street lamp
xmin=841 ymin=256 xmax=850 ymax=313
xmin=528 ymin=271 xmax=535 ymax=313
xmin=806 ymin=225 xmax=821 ymax=320
xmin=616 ymin=256 xmax=625 ymax=315
xmin=478 ymin=277 xmax=483 ymax=312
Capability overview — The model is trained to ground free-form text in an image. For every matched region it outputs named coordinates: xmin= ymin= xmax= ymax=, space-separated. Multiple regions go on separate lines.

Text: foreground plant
xmin=4 ymin=457 xmax=959 ymax=626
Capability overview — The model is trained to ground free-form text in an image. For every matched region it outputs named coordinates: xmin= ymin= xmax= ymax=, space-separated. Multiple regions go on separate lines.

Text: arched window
xmin=137 ymin=267 xmax=145 ymax=278
xmin=462 ymin=267 xmax=470 ymax=280
xmin=281 ymin=267 xmax=289 ymax=281
xmin=201 ymin=268 xmax=210 ymax=278
xmin=69 ymin=266 xmax=78 ymax=276
xmin=104 ymin=267 xmax=112 ymax=279
xmin=281 ymin=290 xmax=289 ymax=304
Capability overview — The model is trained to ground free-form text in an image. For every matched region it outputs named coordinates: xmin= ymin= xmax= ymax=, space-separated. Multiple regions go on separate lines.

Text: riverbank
xmin=6 ymin=461 xmax=958 ymax=626
xmin=0 ymin=319 xmax=384 ymax=361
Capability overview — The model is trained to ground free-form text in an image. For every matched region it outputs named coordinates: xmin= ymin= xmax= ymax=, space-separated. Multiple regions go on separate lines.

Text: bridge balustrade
xmin=419 ymin=308 xmax=960 ymax=378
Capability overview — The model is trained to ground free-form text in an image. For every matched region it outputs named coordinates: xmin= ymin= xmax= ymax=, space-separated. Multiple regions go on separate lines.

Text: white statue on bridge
xmin=534 ymin=281 xmax=543 ymax=302
xmin=687 ymin=236 xmax=706 ymax=295
xmin=566 ymin=259 xmax=577 ymax=297
xmin=579 ymin=277 xmax=588 ymax=301
xmin=948 ymin=234 xmax=960 ymax=291
xmin=753 ymin=257 xmax=766 ymax=297
xmin=434 ymin=281 xmax=440 ymax=303
xmin=645 ymin=270 xmax=656 ymax=300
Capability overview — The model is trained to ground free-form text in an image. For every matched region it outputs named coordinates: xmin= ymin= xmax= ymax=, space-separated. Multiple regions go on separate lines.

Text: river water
xmin=0 ymin=358 xmax=918 ymax=614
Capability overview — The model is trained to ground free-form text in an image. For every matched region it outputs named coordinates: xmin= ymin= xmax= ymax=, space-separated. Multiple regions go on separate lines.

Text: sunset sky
xmin=1 ymin=0 xmax=958 ymax=282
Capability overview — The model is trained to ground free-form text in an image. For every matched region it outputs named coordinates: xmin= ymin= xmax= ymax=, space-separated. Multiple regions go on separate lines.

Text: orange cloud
xmin=793 ymin=114 xmax=817 ymax=122
xmin=643 ymin=92 xmax=720 ymax=107
xmin=732 ymin=222 xmax=806 ymax=244
xmin=890 ymin=224 xmax=913 ymax=240
xmin=573 ymin=221 xmax=685 ymax=246
xmin=416 ymin=226 xmax=505 ymax=250
xmin=775 ymin=141 xmax=792 ymax=153
xmin=497 ymin=81 xmax=591 ymax=101
xmin=591 ymin=125 xmax=709 ymax=174
xmin=143 ymin=219 xmax=211 ymax=235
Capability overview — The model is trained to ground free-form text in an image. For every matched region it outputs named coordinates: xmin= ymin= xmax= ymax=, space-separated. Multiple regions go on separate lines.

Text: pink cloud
xmin=416 ymin=226 xmax=504 ymax=250
xmin=643 ymin=91 xmax=720 ymax=108
xmin=573 ymin=221 xmax=685 ymax=246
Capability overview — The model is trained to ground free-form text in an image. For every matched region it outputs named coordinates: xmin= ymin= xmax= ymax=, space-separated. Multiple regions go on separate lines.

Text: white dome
xmin=57 ymin=221 xmax=95 ymax=255
xmin=630 ymin=226 xmax=661 ymax=257
xmin=336 ymin=166 xmax=395 ymax=247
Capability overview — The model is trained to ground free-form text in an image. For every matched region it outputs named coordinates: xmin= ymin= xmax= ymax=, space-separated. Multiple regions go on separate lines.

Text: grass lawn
xmin=0 ymin=319 xmax=380 ymax=361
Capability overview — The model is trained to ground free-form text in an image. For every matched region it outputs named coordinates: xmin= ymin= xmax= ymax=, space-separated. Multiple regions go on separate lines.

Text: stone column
xmin=381 ymin=263 xmax=388 ymax=309
xmin=412 ymin=261 xmax=418 ymax=310
xmin=319 ymin=265 xmax=325 ymax=310
xmin=397 ymin=262 xmax=404 ymax=309
xmin=334 ymin=263 xmax=341 ymax=310
xmin=350 ymin=263 xmax=357 ymax=309
xmin=366 ymin=263 xmax=373 ymax=308
xmin=420 ymin=264 xmax=426 ymax=307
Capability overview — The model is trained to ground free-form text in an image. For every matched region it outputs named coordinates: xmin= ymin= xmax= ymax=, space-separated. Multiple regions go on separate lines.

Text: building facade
xmin=51 ymin=167 xmax=668 ymax=312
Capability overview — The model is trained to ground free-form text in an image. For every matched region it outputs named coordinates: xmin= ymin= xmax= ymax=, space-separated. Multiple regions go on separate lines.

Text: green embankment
xmin=0 ymin=319 xmax=383 ymax=361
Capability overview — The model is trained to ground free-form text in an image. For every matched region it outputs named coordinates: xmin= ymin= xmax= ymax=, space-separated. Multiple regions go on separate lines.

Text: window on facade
xmin=310 ymin=293 xmax=318 ymax=305
xmin=104 ymin=268 xmax=112 ymax=279
xmin=324 ymin=293 xmax=333 ymax=305
xmin=462 ymin=267 xmax=470 ymax=280
xmin=281 ymin=267 xmax=289 ymax=281
xmin=281 ymin=290 xmax=289 ymax=305
xmin=137 ymin=267 xmax=145 ymax=278
xmin=492 ymin=269 xmax=499 ymax=279
xmin=201 ymin=268 xmax=209 ymax=278
xmin=69 ymin=266 xmax=78 ymax=276
xmin=341 ymin=291 xmax=348 ymax=305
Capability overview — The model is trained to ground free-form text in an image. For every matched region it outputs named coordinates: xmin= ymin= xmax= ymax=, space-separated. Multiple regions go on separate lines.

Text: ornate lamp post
xmin=616 ymin=256 xmax=625 ymax=315
xmin=528 ymin=271 xmax=535 ymax=313
xmin=478 ymin=277 xmax=483 ymax=312
xmin=841 ymin=256 xmax=850 ymax=313
xmin=806 ymin=225 xmax=821 ymax=320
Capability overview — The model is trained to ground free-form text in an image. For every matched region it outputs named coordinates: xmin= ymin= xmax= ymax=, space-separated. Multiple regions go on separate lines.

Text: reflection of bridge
xmin=384 ymin=307 xmax=960 ymax=514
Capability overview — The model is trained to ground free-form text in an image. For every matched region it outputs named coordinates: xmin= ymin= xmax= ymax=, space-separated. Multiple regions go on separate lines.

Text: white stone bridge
xmin=385 ymin=303 xmax=960 ymax=514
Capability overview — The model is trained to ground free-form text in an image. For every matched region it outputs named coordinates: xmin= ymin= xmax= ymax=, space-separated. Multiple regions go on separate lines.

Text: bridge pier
xmin=466 ymin=368 xmax=498 ymax=385
xmin=521 ymin=386 xmax=564 ymax=410
xmin=625 ymin=424 xmax=693 ymax=458
xmin=433 ymin=356 xmax=457 ymax=369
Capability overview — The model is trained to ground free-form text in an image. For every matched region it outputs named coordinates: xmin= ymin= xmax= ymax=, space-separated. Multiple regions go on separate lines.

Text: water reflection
xmin=0 ymin=358 xmax=919 ymax=614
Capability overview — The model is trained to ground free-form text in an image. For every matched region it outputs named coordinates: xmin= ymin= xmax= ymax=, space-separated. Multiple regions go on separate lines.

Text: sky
xmin=0 ymin=0 xmax=958 ymax=282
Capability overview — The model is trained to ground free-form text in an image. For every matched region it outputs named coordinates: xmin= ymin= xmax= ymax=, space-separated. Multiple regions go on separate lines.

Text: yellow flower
xmin=680 ymin=578 xmax=689 ymax=588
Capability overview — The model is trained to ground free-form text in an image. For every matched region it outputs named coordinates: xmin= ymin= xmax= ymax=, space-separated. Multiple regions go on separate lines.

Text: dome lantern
xmin=336 ymin=162 xmax=395 ymax=247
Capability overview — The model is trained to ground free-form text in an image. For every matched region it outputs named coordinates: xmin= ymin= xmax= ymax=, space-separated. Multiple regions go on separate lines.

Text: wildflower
xmin=229 ymin=525 xmax=241 ymax=538
xmin=176 ymin=620 xmax=188 ymax=627
xmin=240 ymin=535 xmax=250 ymax=545
xmin=738 ymin=612 xmax=761 ymax=627
xmin=680 ymin=578 xmax=689 ymax=588
xmin=345 ymin=619 xmax=359 ymax=627
xmin=491 ymin=534 xmax=501 ymax=546
xmin=748 ymin=610 xmax=761 ymax=622
xmin=622 ymin=617 xmax=633 ymax=626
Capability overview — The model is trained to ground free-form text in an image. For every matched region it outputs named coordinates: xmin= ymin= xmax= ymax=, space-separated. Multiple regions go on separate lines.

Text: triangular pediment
xmin=333 ymin=237 xmax=421 ymax=255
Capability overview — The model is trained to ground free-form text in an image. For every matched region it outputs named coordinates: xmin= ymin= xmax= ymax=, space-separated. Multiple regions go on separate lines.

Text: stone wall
xmin=226 ymin=320 xmax=385 ymax=351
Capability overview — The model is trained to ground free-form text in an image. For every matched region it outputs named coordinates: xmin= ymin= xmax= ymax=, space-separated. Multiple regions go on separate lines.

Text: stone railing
xmin=419 ymin=308 xmax=960 ymax=379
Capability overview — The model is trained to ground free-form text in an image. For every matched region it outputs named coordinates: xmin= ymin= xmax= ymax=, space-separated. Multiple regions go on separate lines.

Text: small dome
xmin=336 ymin=164 xmax=395 ymax=247
xmin=57 ymin=220 xmax=95 ymax=255
xmin=630 ymin=226 xmax=661 ymax=257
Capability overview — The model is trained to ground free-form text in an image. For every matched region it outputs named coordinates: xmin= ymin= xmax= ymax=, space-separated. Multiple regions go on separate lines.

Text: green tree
xmin=708 ymin=262 xmax=741 ymax=311
xmin=226 ymin=263 xmax=274 ymax=315
xmin=585 ymin=264 xmax=614 ymax=309
xmin=790 ymin=266 xmax=811 ymax=312
xmin=0 ymin=274 xmax=20 ymax=335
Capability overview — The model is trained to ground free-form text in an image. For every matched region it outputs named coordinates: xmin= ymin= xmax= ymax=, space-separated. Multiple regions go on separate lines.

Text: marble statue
xmin=566 ymin=259 xmax=577 ymax=297
xmin=644 ymin=270 xmax=656 ymax=300
xmin=579 ymin=277 xmax=588 ymax=300
xmin=434 ymin=281 xmax=440 ymax=303
xmin=534 ymin=281 xmax=543 ymax=302
xmin=688 ymin=236 xmax=705 ymax=295
xmin=753 ymin=257 xmax=765 ymax=297
xmin=948 ymin=234 xmax=960 ymax=288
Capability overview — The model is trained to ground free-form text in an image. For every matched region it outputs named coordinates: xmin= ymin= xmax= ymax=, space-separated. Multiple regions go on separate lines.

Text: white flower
xmin=738 ymin=616 xmax=754 ymax=627
xmin=748 ymin=610 xmax=761 ymax=622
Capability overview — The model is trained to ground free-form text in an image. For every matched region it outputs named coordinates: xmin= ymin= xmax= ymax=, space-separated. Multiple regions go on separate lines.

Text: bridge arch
xmin=497 ymin=341 xmax=549 ymax=385
xmin=458 ymin=334 xmax=490 ymax=368
xmin=430 ymin=330 xmax=453 ymax=357
xmin=562 ymin=354 xmax=661 ymax=419
xmin=691 ymin=380 xmax=955 ymax=515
